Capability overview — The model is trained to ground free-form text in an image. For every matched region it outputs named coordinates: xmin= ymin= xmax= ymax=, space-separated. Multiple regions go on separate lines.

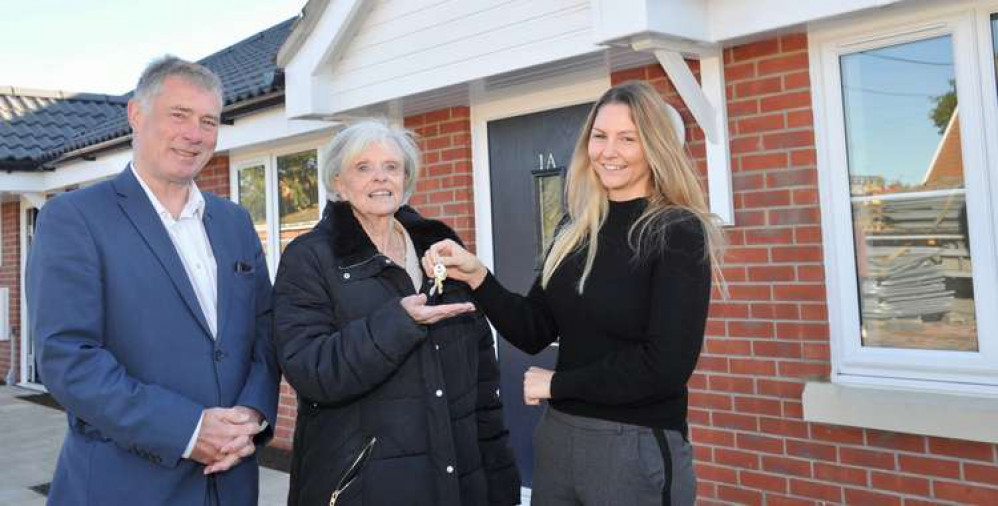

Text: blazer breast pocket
xmin=233 ymin=260 xmax=255 ymax=276
xmin=230 ymin=260 xmax=258 ymax=305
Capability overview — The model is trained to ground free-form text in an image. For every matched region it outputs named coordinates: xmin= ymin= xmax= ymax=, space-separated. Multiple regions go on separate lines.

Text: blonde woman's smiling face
xmin=587 ymin=102 xmax=652 ymax=201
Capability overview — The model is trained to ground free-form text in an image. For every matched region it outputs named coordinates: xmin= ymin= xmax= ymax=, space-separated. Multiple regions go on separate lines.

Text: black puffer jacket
xmin=274 ymin=201 xmax=520 ymax=506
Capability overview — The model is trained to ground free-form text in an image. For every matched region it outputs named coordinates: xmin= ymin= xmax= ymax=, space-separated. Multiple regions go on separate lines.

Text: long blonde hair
xmin=541 ymin=81 xmax=726 ymax=292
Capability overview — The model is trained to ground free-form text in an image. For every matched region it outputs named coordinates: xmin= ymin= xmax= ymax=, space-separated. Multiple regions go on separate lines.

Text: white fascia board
xmin=593 ymin=0 xmax=908 ymax=46
xmin=591 ymin=0 xmax=709 ymax=45
xmin=275 ymin=0 xmax=326 ymax=68
xmin=282 ymin=0 xmax=368 ymax=119
xmin=217 ymin=107 xmax=337 ymax=153
xmin=0 ymin=150 xmax=129 ymax=194
xmin=648 ymin=0 xmax=710 ymax=41
xmin=44 ymin=150 xmax=132 ymax=190
xmin=590 ymin=0 xmax=651 ymax=43
xmin=0 ymin=172 xmax=46 ymax=194
xmin=707 ymin=0 xmax=908 ymax=42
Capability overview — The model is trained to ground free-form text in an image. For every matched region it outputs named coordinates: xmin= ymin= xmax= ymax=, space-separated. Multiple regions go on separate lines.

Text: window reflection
xmin=533 ymin=170 xmax=564 ymax=261
xmin=277 ymin=150 xmax=320 ymax=252
xmin=237 ymin=164 xmax=269 ymax=265
xmin=841 ymin=35 xmax=977 ymax=351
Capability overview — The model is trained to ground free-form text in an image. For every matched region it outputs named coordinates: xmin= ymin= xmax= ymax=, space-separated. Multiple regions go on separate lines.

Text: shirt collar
xmin=131 ymin=162 xmax=205 ymax=221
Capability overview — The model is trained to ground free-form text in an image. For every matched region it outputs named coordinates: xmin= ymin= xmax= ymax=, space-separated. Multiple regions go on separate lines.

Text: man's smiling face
xmin=128 ymin=75 xmax=221 ymax=185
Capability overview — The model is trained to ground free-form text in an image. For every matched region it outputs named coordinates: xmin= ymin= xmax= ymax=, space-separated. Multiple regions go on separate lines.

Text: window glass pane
xmin=237 ymin=164 xmax=269 ymax=265
xmin=277 ymin=150 xmax=320 ymax=252
xmin=841 ymin=35 xmax=977 ymax=351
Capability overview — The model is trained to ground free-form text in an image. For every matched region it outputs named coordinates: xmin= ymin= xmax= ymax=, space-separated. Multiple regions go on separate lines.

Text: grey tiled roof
xmin=1 ymin=17 xmax=296 ymax=170
xmin=0 ymin=89 xmax=128 ymax=167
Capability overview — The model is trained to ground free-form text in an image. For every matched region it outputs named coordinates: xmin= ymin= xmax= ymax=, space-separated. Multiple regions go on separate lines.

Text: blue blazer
xmin=27 ymin=167 xmax=280 ymax=506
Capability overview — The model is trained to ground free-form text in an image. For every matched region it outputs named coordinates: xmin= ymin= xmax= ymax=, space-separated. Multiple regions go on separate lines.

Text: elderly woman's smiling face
xmin=334 ymin=141 xmax=406 ymax=220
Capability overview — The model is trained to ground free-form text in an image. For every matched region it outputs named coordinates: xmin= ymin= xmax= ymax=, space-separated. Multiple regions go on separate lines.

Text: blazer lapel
xmin=203 ymin=199 xmax=234 ymax=342
xmin=112 ymin=167 xmax=213 ymax=339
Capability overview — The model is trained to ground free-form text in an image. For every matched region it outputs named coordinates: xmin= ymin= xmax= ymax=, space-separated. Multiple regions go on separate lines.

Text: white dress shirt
xmin=132 ymin=164 xmax=217 ymax=459
xmin=134 ymin=165 xmax=218 ymax=337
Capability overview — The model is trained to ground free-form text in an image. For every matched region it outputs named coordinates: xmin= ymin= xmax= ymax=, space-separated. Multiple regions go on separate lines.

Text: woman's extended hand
xmin=524 ymin=366 xmax=554 ymax=405
xmin=422 ymin=239 xmax=489 ymax=289
xmin=401 ymin=294 xmax=476 ymax=325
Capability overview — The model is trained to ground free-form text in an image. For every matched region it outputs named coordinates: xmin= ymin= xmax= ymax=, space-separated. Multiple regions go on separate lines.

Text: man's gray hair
xmin=320 ymin=119 xmax=421 ymax=203
xmin=133 ymin=55 xmax=224 ymax=110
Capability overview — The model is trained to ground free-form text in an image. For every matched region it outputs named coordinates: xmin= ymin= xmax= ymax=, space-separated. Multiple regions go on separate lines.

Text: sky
xmin=841 ymin=35 xmax=957 ymax=192
xmin=1 ymin=0 xmax=305 ymax=95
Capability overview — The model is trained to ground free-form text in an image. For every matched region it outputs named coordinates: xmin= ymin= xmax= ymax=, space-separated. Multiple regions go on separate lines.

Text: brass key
xmin=430 ymin=262 xmax=446 ymax=297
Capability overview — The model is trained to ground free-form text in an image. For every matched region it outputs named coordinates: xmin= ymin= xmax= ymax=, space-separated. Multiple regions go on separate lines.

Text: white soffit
xmin=591 ymin=0 xmax=909 ymax=46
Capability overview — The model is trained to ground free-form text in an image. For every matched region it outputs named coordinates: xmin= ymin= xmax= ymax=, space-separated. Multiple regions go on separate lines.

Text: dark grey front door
xmin=486 ymin=103 xmax=591 ymax=486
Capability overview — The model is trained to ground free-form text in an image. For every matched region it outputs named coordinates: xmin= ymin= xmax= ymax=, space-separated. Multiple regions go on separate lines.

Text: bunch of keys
xmin=429 ymin=261 xmax=446 ymax=298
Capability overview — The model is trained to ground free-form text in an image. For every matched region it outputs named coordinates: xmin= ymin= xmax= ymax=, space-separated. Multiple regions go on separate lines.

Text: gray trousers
xmin=531 ymin=407 xmax=696 ymax=506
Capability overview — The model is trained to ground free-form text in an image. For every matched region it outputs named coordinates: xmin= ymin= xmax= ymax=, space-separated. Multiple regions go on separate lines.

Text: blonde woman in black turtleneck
xmin=424 ymin=82 xmax=725 ymax=506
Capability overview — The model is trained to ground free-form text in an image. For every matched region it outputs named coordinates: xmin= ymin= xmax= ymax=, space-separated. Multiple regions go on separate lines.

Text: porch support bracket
xmin=631 ymin=37 xmax=734 ymax=225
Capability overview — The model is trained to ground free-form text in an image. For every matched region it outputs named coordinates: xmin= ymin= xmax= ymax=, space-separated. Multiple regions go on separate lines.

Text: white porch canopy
xmin=277 ymin=0 xmax=910 ymax=224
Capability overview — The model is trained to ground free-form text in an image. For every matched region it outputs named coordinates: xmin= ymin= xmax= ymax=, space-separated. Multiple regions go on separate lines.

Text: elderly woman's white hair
xmin=320 ymin=119 xmax=421 ymax=203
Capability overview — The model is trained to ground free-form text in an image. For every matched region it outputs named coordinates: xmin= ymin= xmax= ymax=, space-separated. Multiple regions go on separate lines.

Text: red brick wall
xmin=613 ymin=33 xmax=998 ymax=505
xmin=272 ymin=380 xmax=297 ymax=450
xmin=0 ymin=202 xmax=21 ymax=383
xmin=405 ymin=106 xmax=476 ymax=252
xmin=196 ymin=155 xmax=230 ymax=198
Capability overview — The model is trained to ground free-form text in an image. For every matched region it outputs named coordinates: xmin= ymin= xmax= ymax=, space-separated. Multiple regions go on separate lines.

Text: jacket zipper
xmin=328 ymin=435 xmax=377 ymax=506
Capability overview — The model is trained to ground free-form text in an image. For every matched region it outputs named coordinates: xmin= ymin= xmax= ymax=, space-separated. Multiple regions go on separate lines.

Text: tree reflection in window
xmin=238 ymin=164 xmax=268 ymax=262
xmin=277 ymin=150 xmax=319 ymax=252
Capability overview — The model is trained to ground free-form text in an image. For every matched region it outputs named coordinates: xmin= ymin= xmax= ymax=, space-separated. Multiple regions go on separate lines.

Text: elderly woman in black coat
xmin=273 ymin=119 xmax=520 ymax=506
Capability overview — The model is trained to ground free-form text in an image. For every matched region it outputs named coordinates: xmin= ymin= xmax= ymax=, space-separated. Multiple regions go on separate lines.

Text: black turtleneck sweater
xmin=473 ymin=198 xmax=711 ymax=431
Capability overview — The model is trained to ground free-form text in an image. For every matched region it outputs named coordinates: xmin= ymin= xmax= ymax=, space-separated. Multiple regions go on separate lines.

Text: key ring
xmin=430 ymin=262 xmax=446 ymax=297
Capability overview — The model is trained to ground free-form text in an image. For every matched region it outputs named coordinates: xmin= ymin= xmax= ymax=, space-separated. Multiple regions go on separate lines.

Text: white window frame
xmin=232 ymin=157 xmax=274 ymax=274
xmin=230 ymin=139 xmax=326 ymax=278
xmin=19 ymin=198 xmax=45 ymax=390
xmin=811 ymin=1 xmax=998 ymax=395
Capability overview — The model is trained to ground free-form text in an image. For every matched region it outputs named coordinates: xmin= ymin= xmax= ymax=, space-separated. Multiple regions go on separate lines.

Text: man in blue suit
xmin=26 ymin=56 xmax=280 ymax=505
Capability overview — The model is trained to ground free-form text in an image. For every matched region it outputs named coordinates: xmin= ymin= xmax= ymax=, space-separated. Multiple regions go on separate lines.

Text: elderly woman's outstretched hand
xmin=422 ymin=239 xmax=489 ymax=289
xmin=400 ymin=294 xmax=475 ymax=325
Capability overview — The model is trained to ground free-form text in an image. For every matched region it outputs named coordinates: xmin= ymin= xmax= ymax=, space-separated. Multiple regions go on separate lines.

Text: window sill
xmin=802 ymin=381 xmax=998 ymax=444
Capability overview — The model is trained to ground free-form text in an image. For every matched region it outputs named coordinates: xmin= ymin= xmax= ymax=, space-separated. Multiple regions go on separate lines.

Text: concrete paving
xmin=0 ymin=385 xmax=289 ymax=506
